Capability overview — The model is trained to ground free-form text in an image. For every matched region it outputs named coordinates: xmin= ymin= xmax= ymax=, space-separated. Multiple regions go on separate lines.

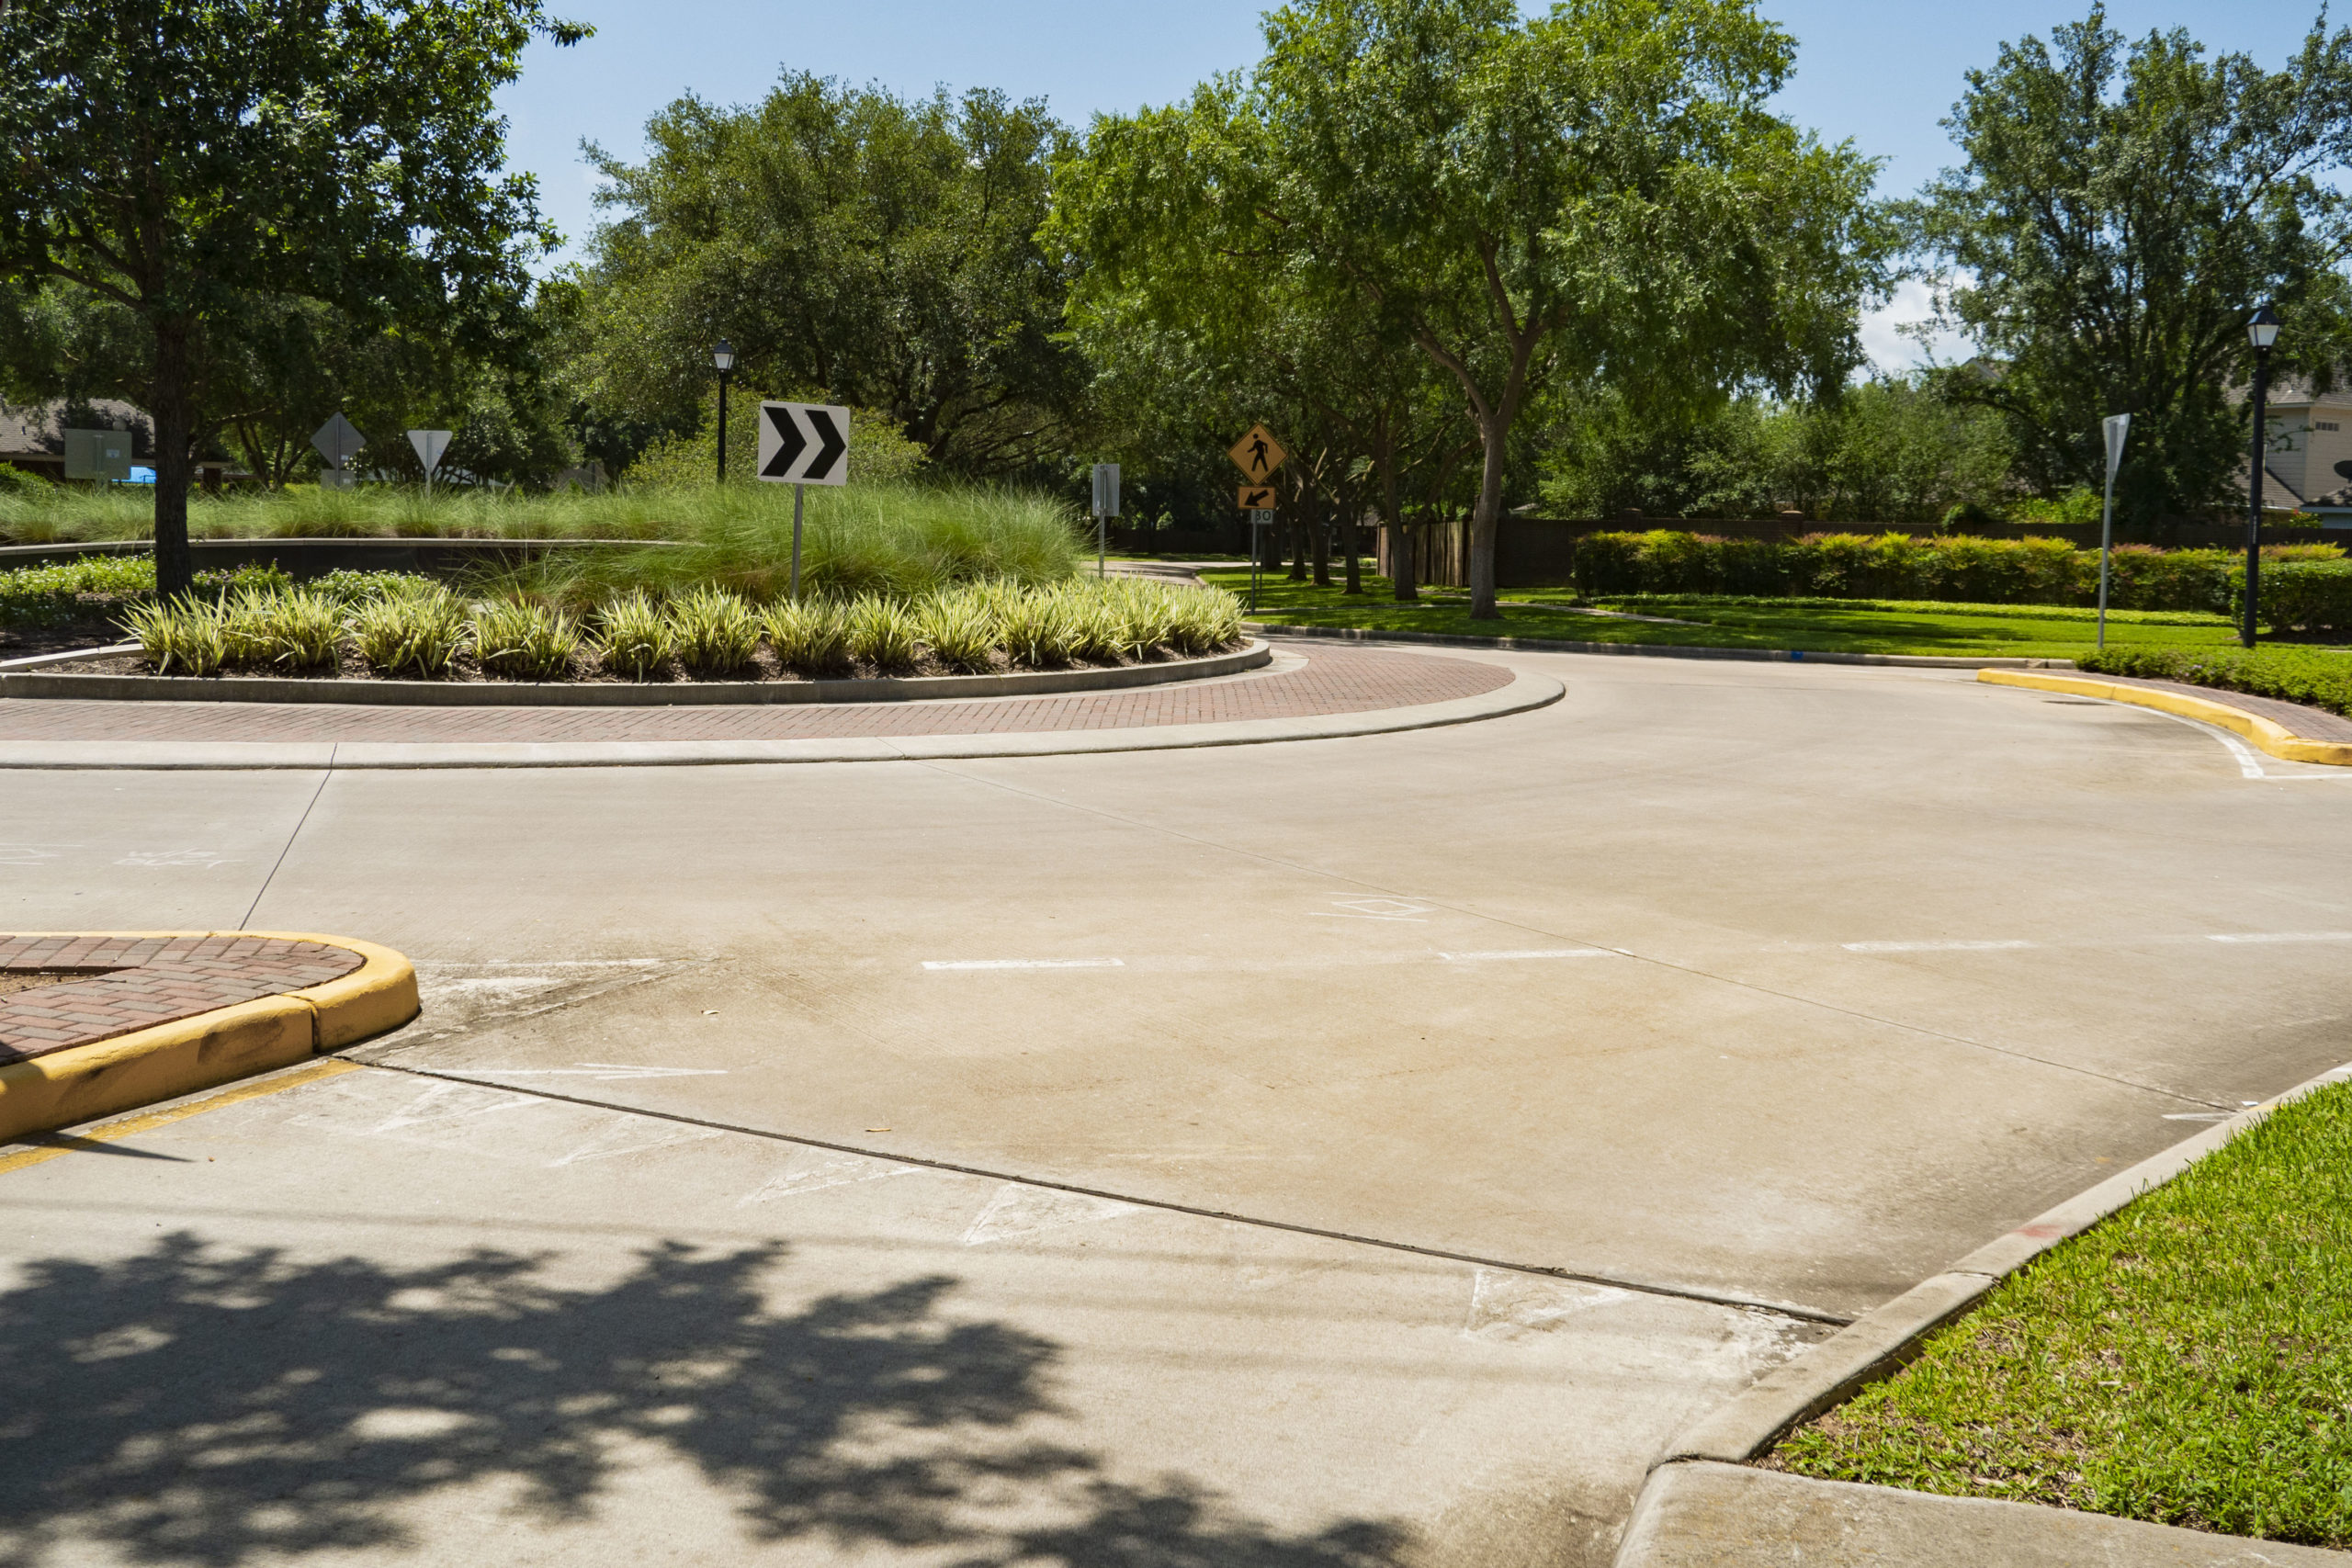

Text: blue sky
xmin=493 ymin=1 xmax=2329 ymax=370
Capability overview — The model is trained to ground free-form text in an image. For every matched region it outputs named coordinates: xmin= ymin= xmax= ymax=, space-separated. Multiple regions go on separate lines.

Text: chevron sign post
xmin=756 ymin=401 xmax=851 ymax=600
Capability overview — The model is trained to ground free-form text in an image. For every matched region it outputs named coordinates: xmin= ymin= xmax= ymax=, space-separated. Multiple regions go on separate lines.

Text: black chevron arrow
xmin=804 ymin=407 xmax=847 ymax=481
xmin=760 ymin=405 xmax=807 ymax=479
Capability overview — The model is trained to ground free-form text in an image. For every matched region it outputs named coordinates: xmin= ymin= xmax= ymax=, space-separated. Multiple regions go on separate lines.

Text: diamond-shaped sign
xmin=311 ymin=413 xmax=365 ymax=470
xmin=1228 ymin=424 xmax=1286 ymax=481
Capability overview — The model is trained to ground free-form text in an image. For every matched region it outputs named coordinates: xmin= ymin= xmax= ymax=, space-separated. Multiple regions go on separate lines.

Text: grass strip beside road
xmin=1770 ymin=1078 xmax=2352 ymax=1548
xmin=1210 ymin=570 xmax=2261 ymax=659
xmin=2079 ymin=643 xmax=2352 ymax=722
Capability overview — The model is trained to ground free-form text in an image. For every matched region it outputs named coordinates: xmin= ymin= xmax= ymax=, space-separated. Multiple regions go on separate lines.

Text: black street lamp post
xmin=712 ymin=340 xmax=736 ymax=485
xmin=2243 ymin=304 xmax=2280 ymax=649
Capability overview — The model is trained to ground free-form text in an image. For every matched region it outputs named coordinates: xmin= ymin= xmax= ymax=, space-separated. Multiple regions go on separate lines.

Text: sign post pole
xmin=2098 ymin=413 xmax=2132 ymax=650
xmin=1091 ymin=463 xmax=1120 ymax=579
xmin=791 ymin=484 xmax=806 ymax=603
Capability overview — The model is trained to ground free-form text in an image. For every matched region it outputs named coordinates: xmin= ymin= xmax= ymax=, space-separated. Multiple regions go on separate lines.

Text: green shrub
xmin=348 ymin=583 xmax=468 ymax=678
xmin=119 ymin=599 xmax=228 ymax=675
xmin=594 ymin=592 xmax=673 ymax=679
xmin=1568 ymin=530 xmax=2305 ymax=613
xmin=665 ymin=587 xmax=761 ymax=676
xmin=761 ymin=597 xmax=852 ymax=675
xmin=1165 ymin=584 xmax=1244 ymax=655
xmin=2077 ymin=643 xmax=2352 ymax=720
xmin=0 ymin=557 xmax=156 ymax=626
xmin=2247 ymin=560 xmax=2352 ymax=632
xmin=998 ymin=586 xmax=1077 ymax=667
xmin=847 ymin=593 xmax=921 ymax=672
xmin=221 ymin=586 xmax=343 ymax=671
xmin=1110 ymin=580 xmax=1176 ymax=659
xmin=916 ymin=589 xmax=1000 ymax=673
xmin=1057 ymin=583 xmax=1124 ymax=661
xmin=472 ymin=598 xmax=582 ymax=681
xmin=308 ymin=570 xmax=435 ymax=605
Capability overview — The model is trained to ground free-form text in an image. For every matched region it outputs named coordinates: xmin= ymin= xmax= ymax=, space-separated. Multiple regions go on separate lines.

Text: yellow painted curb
xmin=1979 ymin=669 xmax=2352 ymax=767
xmin=0 ymin=931 xmax=420 ymax=1143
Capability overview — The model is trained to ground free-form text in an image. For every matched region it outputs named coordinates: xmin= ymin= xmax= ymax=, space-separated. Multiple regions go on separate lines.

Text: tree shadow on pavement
xmin=0 ymin=1234 xmax=1407 ymax=1567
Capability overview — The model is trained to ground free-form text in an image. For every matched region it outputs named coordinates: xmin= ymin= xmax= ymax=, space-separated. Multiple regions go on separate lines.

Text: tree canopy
xmin=569 ymin=76 xmax=1081 ymax=478
xmin=0 ymin=0 xmax=584 ymax=590
xmin=1912 ymin=6 xmax=2352 ymax=524
xmin=1057 ymin=0 xmax=1888 ymax=614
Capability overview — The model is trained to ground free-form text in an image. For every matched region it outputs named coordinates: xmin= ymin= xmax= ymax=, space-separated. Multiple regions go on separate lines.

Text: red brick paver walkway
xmin=0 ymin=643 xmax=1511 ymax=746
xmin=0 ymin=935 xmax=362 ymax=1065
xmin=2089 ymin=673 xmax=2352 ymax=742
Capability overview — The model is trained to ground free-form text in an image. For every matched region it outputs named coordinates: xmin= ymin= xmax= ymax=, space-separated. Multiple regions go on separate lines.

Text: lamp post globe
xmin=2243 ymin=306 xmax=2280 ymax=648
xmin=712 ymin=340 xmax=736 ymax=485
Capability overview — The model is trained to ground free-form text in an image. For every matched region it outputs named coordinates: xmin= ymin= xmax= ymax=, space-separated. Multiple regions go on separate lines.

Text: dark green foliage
xmin=1569 ymin=530 xmax=2265 ymax=610
xmin=572 ymin=75 xmax=1078 ymax=477
xmin=1911 ymin=7 xmax=2352 ymax=521
xmin=2242 ymin=560 xmax=2352 ymax=633
xmin=1775 ymin=1081 xmax=2352 ymax=1546
xmin=2077 ymin=642 xmax=2352 ymax=720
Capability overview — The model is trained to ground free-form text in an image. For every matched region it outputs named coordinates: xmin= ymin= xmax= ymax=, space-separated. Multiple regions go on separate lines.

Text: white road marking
xmin=546 ymin=1117 xmax=726 ymax=1168
xmin=1841 ymin=940 xmax=2037 ymax=953
xmin=1440 ymin=948 xmax=1611 ymax=962
xmin=458 ymin=1064 xmax=729 ymax=1080
xmin=366 ymin=1080 xmax=545 ymax=1134
xmin=961 ymin=1183 xmax=1138 ymax=1245
xmin=2207 ymin=931 xmax=2352 ymax=944
xmin=0 ymin=844 xmax=79 ymax=865
xmin=115 ymin=848 xmax=239 ymax=868
xmin=738 ymin=1156 xmax=927 ymax=1205
xmin=2163 ymin=1111 xmax=2233 ymax=1122
xmin=1463 ymin=1268 xmax=1628 ymax=1340
xmin=922 ymin=958 xmax=1125 ymax=971
xmin=425 ymin=976 xmax=570 ymax=998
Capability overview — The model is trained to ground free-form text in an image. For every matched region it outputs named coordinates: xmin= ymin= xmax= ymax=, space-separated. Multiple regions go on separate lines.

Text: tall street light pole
xmin=712 ymin=339 xmax=736 ymax=486
xmin=2243 ymin=304 xmax=2280 ymax=649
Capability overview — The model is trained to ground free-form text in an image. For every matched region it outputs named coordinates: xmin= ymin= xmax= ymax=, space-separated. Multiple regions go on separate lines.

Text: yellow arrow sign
xmin=1238 ymin=485 xmax=1277 ymax=511
xmin=1229 ymin=424 xmax=1286 ymax=480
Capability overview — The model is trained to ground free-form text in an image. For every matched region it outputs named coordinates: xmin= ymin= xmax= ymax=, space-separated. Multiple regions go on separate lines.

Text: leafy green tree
xmin=1064 ymin=0 xmax=1886 ymax=616
xmin=0 ymin=0 xmax=584 ymax=592
xmin=570 ymin=75 xmax=1080 ymax=478
xmin=1912 ymin=6 xmax=2352 ymax=524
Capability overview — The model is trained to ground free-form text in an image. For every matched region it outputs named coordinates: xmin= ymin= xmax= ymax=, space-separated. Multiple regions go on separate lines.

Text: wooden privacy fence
xmin=1374 ymin=516 xmax=2351 ymax=591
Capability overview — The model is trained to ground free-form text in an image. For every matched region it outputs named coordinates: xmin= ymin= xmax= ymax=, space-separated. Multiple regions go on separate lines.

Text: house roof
xmin=0 ymin=399 xmax=152 ymax=459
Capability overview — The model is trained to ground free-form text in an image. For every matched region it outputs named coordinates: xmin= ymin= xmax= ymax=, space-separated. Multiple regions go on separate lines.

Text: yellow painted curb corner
xmin=0 ymin=931 xmax=420 ymax=1144
xmin=1979 ymin=669 xmax=2352 ymax=767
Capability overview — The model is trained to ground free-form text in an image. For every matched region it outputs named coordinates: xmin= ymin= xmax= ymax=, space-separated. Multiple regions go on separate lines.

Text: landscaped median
xmin=1616 ymin=1062 xmax=2352 ymax=1565
xmin=0 ymin=932 xmax=418 ymax=1143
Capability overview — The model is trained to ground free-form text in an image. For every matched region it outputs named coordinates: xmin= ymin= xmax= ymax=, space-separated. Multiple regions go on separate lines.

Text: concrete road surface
xmin=2 ymin=647 xmax=2346 ymax=1566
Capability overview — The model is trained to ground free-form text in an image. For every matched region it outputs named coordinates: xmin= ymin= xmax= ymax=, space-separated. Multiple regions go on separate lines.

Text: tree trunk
xmin=1340 ymin=477 xmax=1363 ymax=595
xmin=1467 ymin=413 xmax=1508 ymax=618
xmin=1383 ymin=445 xmax=1415 ymax=601
xmin=1309 ymin=471 xmax=1331 ymax=589
xmin=149 ymin=319 xmax=197 ymax=599
xmin=1286 ymin=512 xmax=1307 ymax=581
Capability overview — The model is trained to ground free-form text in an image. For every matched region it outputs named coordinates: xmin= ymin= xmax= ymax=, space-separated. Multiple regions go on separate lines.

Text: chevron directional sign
xmin=756 ymin=401 xmax=852 ymax=486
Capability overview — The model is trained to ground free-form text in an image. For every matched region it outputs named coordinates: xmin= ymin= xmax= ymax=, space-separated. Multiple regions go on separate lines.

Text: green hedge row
xmin=2076 ymin=643 xmax=2352 ymax=721
xmin=1570 ymin=530 xmax=2345 ymax=615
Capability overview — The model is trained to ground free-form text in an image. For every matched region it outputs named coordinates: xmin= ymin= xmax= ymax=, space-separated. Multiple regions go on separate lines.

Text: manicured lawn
xmin=1770 ymin=1079 xmax=2352 ymax=1548
xmin=1206 ymin=570 xmax=2268 ymax=658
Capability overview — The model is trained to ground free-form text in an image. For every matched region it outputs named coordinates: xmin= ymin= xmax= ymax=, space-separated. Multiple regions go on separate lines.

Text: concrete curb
xmin=1981 ymin=668 xmax=2352 ymax=767
xmin=0 ymin=932 xmax=419 ymax=1142
xmin=0 ymin=641 xmax=1272 ymax=707
xmin=1617 ymin=1055 xmax=2352 ymax=1565
xmin=0 ymin=659 xmax=1564 ymax=771
xmin=1247 ymin=619 xmax=2077 ymax=670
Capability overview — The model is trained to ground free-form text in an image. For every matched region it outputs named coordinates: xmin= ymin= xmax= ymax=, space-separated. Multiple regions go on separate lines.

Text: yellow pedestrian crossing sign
xmin=1229 ymin=424 xmax=1286 ymax=480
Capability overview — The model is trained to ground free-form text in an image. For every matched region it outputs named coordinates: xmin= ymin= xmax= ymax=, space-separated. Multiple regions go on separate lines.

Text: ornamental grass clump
xmin=595 ymin=592 xmax=673 ymax=679
xmin=221 ymin=586 xmax=343 ymax=671
xmin=997 ymin=585 xmax=1077 ymax=667
xmin=666 ymin=587 xmax=761 ymax=676
xmin=762 ymin=597 xmax=852 ymax=675
xmin=348 ymin=582 xmax=468 ymax=678
xmin=1111 ymin=581 xmax=1176 ymax=660
xmin=1164 ymin=585 xmax=1243 ymax=655
xmin=847 ymin=593 xmax=920 ymax=672
xmin=916 ymin=588 xmax=999 ymax=673
xmin=119 ymin=599 xmax=228 ymax=676
xmin=471 ymin=598 xmax=582 ymax=681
